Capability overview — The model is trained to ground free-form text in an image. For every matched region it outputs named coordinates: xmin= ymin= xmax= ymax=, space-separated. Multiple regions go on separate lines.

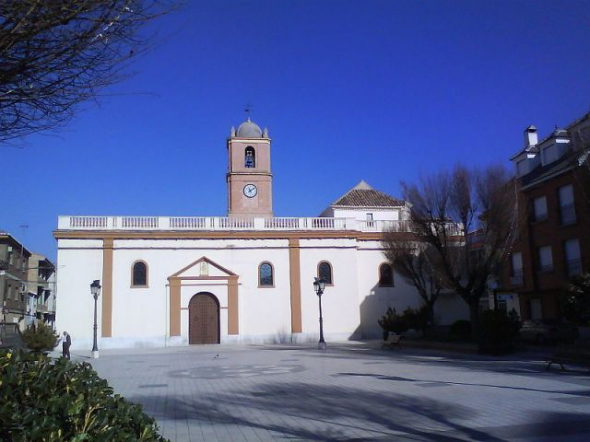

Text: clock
xmin=243 ymin=184 xmax=257 ymax=198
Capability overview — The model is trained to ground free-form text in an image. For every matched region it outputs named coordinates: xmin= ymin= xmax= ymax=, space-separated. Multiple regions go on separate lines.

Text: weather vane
xmin=244 ymin=103 xmax=253 ymax=119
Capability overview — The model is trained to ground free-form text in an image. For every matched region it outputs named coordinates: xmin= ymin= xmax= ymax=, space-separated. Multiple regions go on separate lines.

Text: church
xmin=54 ymin=118 xmax=467 ymax=350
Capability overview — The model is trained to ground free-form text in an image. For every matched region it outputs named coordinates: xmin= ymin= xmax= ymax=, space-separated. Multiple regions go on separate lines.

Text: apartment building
xmin=0 ymin=232 xmax=32 ymax=328
xmin=506 ymin=112 xmax=590 ymax=320
xmin=25 ymin=253 xmax=56 ymax=327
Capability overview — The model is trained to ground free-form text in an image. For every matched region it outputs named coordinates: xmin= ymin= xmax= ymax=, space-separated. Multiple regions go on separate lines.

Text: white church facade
xmin=54 ymin=118 xmax=468 ymax=349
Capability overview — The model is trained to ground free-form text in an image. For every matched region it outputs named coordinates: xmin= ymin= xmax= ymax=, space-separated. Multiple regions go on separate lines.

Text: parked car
xmin=519 ymin=320 xmax=579 ymax=345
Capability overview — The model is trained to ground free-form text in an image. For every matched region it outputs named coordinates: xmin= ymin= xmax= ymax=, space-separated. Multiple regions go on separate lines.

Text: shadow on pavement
xmin=130 ymin=383 xmax=505 ymax=441
xmin=333 ymin=372 xmax=590 ymax=398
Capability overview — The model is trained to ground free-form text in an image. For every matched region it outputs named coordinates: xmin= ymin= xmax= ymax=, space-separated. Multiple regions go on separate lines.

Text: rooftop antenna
xmin=19 ymin=224 xmax=29 ymax=240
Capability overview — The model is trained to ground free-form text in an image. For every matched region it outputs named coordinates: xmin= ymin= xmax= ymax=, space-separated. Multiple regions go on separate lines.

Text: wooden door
xmin=189 ymin=293 xmax=220 ymax=344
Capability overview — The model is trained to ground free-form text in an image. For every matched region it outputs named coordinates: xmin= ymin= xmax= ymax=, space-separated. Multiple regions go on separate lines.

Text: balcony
xmin=57 ymin=216 xmax=417 ymax=233
xmin=3 ymin=299 xmax=26 ymax=312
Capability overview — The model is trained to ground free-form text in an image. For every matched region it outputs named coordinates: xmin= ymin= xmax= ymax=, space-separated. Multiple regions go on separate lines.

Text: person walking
xmin=61 ymin=331 xmax=71 ymax=360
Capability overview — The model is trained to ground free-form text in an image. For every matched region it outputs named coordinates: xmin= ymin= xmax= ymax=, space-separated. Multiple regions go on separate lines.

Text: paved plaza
xmin=72 ymin=342 xmax=590 ymax=441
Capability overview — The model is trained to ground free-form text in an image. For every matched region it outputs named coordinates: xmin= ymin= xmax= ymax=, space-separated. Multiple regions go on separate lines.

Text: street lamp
xmin=313 ymin=277 xmax=327 ymax=350
xmin=489 ymin=279 xmax=499 ymax=311
xmin=90 ymin=279 xmax=101 ymax=359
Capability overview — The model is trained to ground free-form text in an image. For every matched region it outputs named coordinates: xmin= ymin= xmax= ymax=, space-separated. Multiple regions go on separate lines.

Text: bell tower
xmin=227 ymin=118 xmax=273 ymax=217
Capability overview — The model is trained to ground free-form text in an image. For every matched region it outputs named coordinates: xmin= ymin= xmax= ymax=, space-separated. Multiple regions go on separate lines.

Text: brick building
xmin=0 ymin=232 xmax=32 ymax=328
xmin=507 ymin=112 xmax=590 ymax=320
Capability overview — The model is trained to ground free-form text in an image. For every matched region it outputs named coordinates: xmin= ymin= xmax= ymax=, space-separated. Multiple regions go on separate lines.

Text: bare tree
xmin=381 ymin=239 xmax=442 ymax=330
xmin=401 ymin=164 xmax=517 ymax=333
xmin=0 ymin=0 xmax=177 ymax=144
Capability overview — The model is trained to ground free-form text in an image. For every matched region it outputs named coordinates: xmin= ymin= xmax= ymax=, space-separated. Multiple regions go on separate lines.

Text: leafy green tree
xmin=22 ymin=323 xmax=59 ymax=353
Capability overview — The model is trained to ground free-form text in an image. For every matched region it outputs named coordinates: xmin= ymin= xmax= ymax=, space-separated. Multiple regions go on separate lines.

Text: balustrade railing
xmin=58 ymin=215 xmax=419 ymax=232
xmin=57 ymin=215 xmax=466 ymax=235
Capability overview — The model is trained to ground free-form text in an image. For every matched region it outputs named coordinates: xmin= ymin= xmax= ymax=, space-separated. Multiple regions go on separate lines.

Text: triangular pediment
xmin=170 ymin=256 xmax=237 ymax=278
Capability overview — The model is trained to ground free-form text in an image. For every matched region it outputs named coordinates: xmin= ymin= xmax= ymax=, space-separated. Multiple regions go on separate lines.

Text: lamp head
xmin=90 ymin=279 xmax=101 ymax=297
xmin=313 ymin=277 xmax=326 ymax=295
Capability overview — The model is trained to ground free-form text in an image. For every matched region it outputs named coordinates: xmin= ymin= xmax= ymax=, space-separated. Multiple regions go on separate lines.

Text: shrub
xmin=378 ymin=307 xmax=409 ymax=335
xmin=403 ymin=305 xmax=430 ymax=333
xmin=562 ymin=273 xmax=590 ymax=325
xmin=478 ymin=309 xmax=522 ymax=355
xmin=378 ymin=306 xmax=430 ymax=335
xmin=0 ymin=350 xmax=168 ymax=441
xmin=449 ymin=320 xmax=472 ymax=341
xmin=22 ymin=323 xmax=59 ymax=353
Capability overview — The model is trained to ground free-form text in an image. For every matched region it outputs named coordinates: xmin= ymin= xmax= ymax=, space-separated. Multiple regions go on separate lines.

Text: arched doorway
xmin=188 ymin=293 xmax=220 ymax=344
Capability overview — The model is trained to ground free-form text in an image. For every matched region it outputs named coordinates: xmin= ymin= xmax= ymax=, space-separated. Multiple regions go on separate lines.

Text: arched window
xmin=259 ymin=262 xmax=274 ymax=287
xmin=379 ymin=263 xmax=394 ymax=287
xmin=131 ymin=261 xmax=148 ymax=287
xmin=318 ymin=261 xmax=333 ymax=285
xmin=245 ymin=146 xmax=256 ymax=168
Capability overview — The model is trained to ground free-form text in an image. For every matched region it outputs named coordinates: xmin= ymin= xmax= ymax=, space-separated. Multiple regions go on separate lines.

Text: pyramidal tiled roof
xmin=331 ymin=180 xmax=404 ymax=208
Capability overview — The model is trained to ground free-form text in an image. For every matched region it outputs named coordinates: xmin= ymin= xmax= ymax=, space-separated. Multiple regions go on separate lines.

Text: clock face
xmin=243 ymin=184 xmax=257 ymax=198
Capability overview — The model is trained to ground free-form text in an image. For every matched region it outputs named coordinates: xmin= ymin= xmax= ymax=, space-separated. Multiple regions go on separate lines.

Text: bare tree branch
xmin=400 ymin=164 xmax=517 ymax=331
xmin=381 ymin=238 xmax=442 ymax=328
xmin=0 ymin=0 xmax=179 ymax=144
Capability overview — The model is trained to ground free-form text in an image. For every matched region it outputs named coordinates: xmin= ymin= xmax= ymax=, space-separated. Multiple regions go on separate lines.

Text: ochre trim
xmin=54 ymin=230 xmax=366 ymax=240
xmin=173 ymin=276 xmax=235 ymax=281
xmin=54 ymin=229 xmax=421 ymax=242
xmin=289 ymin=238 xmax=302 ymax=333
xmin=228 ymin=276 xmax=239 ymax=335
xmin=168 ymin=262 xmax=240 ymax=337
xmin=170 ymin=256 xmax=237 ymax=278
xmin=169 ymin=278 xmax=181 ymax=336
xmin=101 ymin=238 xmax=113 ymax=337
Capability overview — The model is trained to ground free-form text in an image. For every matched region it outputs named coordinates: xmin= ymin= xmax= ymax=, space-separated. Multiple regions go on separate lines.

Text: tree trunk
xmin=425 ymin=301 xmax=436 ymax=338
xmin=469 ymin=301 xmax=480 ymax=339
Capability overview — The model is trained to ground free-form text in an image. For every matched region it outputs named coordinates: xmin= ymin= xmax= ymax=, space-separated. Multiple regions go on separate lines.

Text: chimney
xmin=524 ymin=125 xmax=538 ymax=149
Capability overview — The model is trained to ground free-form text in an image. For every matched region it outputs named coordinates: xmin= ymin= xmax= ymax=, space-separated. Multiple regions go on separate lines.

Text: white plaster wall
xmin=57 ymin=233 xmax=462 ymax=348
xmin=332 ymin=208 xmax=400 ymax=221
xmin=356 ymin=241 xmax=424 ymax=338
xmin=110 ymin=238 xmax=292 ymax=343
xmin=55 ymin=241 xmax=103 ymax=349
xmin=111 ymin=248 xmax=171 ymax=340
xmin=433 ymin=292 xmax=470 ymax=326
xmin=203 ymin=243 xmax=291 ymax=340
xmin=298 ymin=238 xmax=360 ymax=340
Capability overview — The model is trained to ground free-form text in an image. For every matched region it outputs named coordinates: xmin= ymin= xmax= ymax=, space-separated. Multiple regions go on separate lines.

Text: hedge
xmin=0 ymin=350 xmax=168 ymax=442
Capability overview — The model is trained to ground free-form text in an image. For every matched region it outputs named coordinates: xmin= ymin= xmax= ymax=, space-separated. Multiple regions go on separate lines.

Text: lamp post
xmin=489 ymin=279 xmax=499 ymax=311
xmin=313 ymin=277 xmax=327 ymax=350
xmin=90 ymin=280 xmax=101 ymax=359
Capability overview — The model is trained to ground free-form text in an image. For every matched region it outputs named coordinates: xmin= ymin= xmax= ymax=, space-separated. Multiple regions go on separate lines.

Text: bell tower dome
xmin=227 ymin=118 xmax=273 ymax=218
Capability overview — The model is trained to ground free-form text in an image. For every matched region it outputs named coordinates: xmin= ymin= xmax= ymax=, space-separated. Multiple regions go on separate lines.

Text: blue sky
xmin=2 ymin=0 xmax=590 ymax=261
